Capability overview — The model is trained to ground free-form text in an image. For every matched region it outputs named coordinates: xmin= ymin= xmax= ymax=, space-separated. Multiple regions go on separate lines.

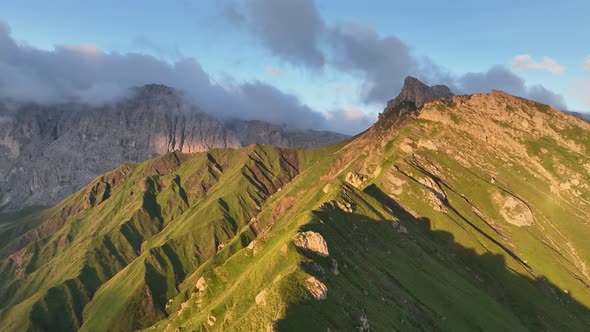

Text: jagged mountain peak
xmin=388 ymin=76 xmax=454 ymax=109
xmin=372 ymin=77 xmax=454 ymax=135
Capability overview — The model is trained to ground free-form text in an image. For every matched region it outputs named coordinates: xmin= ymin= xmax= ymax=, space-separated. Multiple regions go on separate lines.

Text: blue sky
xmin=1 ymin=0 xmax=588 ymax=133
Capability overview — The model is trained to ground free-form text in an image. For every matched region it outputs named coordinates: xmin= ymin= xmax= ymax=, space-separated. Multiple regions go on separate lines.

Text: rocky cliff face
xmin=373 ymin=76 xmax=453 ymax=135
xmin=0 ymin=84 xmax=348 ymax=211
xmin=386 ymin=76 xmax=453 ymax=109
xmin=0 ymin=85 xmax=242 ymax=210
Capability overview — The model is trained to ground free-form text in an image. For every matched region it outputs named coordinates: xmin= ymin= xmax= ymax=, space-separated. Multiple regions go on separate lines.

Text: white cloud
xmin=511 ymin=54 xmax=566 ymax=74
xmin=229 ymin=1 xmax=566 ymax=109
xmin=584 ymin=56 xmax=590 ymax=72
xmin=570 ymin=79 xmax=590 ymax=107
xmin=0 ymin=20 xmax=371 ymax=134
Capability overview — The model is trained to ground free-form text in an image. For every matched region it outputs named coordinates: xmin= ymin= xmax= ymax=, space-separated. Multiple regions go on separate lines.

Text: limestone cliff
xmin=0 ymin=85 xmax=241 ymax=210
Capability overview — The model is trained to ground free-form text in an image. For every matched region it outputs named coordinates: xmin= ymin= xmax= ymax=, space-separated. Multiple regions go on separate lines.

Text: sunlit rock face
xmin=0 ymin=84 xmax=241 ymax=210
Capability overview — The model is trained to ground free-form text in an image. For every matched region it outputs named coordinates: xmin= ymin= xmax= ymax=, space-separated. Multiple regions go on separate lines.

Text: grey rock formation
xmin=387 ymin=76 xmax=453 ymax=109
xmin=0 ymin=85 xmax=241 ymax=210
xmin=373 ymin=77 xmax=454 ymax=132
xmin=226 ymin=120 xmax=350 ymax=149
xmin=0 ymin=84 xmax=349 ymax=211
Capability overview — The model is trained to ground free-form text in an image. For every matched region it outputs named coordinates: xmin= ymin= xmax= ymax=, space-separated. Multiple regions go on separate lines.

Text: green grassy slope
xmin=1 ymin=91 xmax=590 ymax=331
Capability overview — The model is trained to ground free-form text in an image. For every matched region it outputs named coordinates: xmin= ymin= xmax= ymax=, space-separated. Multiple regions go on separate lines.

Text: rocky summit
xmin=0 ymin=85 xmax=349 ymax=211
xmin=387 ymin=76 xmax=453 ymax=109
xmin=1 ymin=77 xmax=589 ymax=331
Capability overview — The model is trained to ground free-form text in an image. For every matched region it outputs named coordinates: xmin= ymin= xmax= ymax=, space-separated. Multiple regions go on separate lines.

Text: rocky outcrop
xmin=387 ymin=76 xmax=453 ymax=109
xmin=493 ymin=193 xmax=534 ymax=227
xmin=196 ymin=276 xmax=208 ymax=291
xmin=293 ymin=231 xmax=329 ymax=257
xmin=372 ymin=77 xmax=453 ymax=135
xmin=255 ymin=289 xmax=267 ymax=305
xmin=358 ymin=310 xmax=370 ymax=332
xmin=304 ymin=276 xmax=328 ymax=300
xmin=227 ymin=119 xmax=349 ymax=149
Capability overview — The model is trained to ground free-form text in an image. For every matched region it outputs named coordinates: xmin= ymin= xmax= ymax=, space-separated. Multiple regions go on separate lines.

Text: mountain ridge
xmin=0 ymin=85 xmax=349 ymax=211
xmin=386 ymin=76 xmax=453 ymax=109
xmin=1 ymin=77 xmax=590 ymax=331
xmin=226 ymin=119 xmax=350 ymax=149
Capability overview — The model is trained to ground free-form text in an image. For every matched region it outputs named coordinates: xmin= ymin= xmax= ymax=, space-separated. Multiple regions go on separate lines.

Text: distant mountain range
xmin=0 ymin=84 xmax=348 ymax=211
xmin=566 ymin=110 xmax=590 ymax=123
xmin=1 ymin=77 xmax=589 ymax=331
